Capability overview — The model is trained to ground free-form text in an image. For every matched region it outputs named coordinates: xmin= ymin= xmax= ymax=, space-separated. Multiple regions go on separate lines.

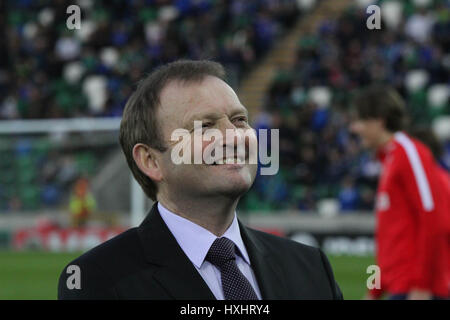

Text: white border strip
xmin=394 ymin=132 xmax=435 ymax=211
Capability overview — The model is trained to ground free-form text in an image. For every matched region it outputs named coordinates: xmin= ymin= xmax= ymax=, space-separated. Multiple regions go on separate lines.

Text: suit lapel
xmin=238 ymin=221 xmax=289 ymax=299
xmin=137 ymin=203 xmax=216 ymax=300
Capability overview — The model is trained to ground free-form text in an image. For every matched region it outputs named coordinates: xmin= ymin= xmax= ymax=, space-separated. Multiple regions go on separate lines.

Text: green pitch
xmin=0 ymin=250 xmax=374 ymax=300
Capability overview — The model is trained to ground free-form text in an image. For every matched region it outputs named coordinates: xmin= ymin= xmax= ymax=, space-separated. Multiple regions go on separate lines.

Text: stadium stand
xmin=0 ymin=0 xmax=448 ymax=215
xmin=0 ymin=0 xmax=306 ymax=212
xmin=2 ymin=0 xmax=300 ymax=119
xmin=239 ymin=0 xmax=450 ymax=212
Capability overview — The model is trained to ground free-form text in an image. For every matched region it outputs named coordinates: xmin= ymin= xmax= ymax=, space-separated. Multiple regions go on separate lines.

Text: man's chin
xmin=208 ymin=178 xmax=254 ymax=198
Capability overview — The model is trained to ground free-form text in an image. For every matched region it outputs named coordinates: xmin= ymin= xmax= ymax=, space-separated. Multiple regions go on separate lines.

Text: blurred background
xmin=0 ymin=0 xmax=449 ymax=299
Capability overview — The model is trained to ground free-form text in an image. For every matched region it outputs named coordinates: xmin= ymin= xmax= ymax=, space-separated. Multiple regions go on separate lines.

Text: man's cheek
xmin=190 ymin=136 xmax=204 ymax=164
xmin=242 ymin=131 xmax=258 ymax=163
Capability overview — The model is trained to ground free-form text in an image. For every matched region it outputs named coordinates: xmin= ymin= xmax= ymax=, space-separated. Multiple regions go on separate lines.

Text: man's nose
xmin=220 ymin=119 xmax=241 ymax=147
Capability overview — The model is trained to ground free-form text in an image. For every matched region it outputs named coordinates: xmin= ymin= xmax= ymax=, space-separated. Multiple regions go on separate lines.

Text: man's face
xmin=350 ymin=117 xmax=385 ymax=150
xmin=155 ymin=76 xmax=258 ymax=200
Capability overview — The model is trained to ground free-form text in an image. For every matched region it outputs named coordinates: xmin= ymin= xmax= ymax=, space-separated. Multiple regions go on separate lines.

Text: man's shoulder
xmin=392 ymin=133 xmax=434 ymax=164
xmin=69 ymin=227 xmax=141 ymax=269
xmin=58 ymin=228 xmax=142 ymax=280
xmin=244 ymin=225 xmax=343 ymax=299
xmin=244 ymin=225 xmax=321 ymax=259
xmin=57 ymin=227 xmax=145 ymax=299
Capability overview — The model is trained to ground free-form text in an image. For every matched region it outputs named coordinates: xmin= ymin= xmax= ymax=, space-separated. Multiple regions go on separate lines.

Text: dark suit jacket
xmin=58 ymin=203 xmax=343 ymax=299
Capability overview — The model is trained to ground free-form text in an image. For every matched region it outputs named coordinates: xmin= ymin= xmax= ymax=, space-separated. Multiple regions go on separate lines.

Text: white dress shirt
xmin=157 ymin=202 xmax=262 ymax=300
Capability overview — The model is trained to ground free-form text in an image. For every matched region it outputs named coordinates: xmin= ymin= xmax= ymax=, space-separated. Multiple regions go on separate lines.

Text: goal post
xmin=0 ymin=118 xmax=147 ymax=227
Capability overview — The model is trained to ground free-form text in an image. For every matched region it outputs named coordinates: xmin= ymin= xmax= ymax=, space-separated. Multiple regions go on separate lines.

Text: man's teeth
xmin=214 ymin=158 xmax=244 ymax=165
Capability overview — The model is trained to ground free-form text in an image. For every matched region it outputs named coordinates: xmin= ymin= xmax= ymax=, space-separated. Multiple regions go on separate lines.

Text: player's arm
xmin=397 ymin=148 xmax=441 ymax=298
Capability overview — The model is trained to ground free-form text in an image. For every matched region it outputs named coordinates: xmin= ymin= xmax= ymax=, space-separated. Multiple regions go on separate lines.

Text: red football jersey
xmin=436 ymin=165 xmax=450 ymax=294
xmin=369 ymin=132 xmax=449 ymax=298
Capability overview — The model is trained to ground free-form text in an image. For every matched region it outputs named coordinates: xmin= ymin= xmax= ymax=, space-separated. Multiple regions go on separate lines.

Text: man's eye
xmin=202 ymin=122 xmax=212 ymax=128
xmin=234 ymin=117 xmax=248 ymax=123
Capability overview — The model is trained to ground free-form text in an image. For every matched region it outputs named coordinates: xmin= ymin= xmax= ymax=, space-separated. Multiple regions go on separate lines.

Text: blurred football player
xmin=350 ymin=85 xmax=449 ymax=300
xmin=409 ymin=127 xmax=450 ymax=296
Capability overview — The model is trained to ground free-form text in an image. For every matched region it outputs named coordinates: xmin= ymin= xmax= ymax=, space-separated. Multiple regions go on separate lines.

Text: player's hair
xmin=351 ymin=85 xmax=407 ymax=132
xmin=119 ymin=60 xmax=226 ymax=201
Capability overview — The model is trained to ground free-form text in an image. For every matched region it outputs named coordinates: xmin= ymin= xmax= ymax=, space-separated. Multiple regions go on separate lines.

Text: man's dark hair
xmin=119 ymin=60 xmax=226 ymax=201
xmin=352 ymin=85 xmax=407 ymax=132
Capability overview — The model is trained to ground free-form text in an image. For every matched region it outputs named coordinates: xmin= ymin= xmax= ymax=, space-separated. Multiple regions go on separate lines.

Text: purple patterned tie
xmin=206 ymin=237 xmax=258 ymax=300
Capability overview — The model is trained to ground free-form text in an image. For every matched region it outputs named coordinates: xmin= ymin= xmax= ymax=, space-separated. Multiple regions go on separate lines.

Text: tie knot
xmin=206 ymin=237 xmax=236 ymax=268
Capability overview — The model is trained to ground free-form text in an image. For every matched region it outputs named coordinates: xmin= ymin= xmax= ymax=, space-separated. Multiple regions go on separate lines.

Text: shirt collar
xmin=376 ymin=132 xmax=399 ymax=162
xmin=157 ymin=202 xmax=251 ymax=268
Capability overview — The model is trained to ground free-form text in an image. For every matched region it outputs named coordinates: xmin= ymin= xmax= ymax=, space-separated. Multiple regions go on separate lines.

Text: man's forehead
xmin=160 ymin=76 xmax=235 ymax=102
xmin=159 ymin=79 xmax=196 ymax=107
xmin=158 ymin=77 xmax=246 ymax=122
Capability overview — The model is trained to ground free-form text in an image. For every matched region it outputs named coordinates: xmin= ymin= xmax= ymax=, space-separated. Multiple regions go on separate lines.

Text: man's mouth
xmin=211 ymin=156 xmax=245 ymax=165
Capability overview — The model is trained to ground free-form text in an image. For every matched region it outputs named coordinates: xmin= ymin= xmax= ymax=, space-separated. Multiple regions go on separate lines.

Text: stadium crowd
xmin=1 ymin=0 xmax=298 ymax=119
xmin=0 ymin=0 xmax=302 ymax=211
xmin=0 ymin=0 xmax=449 ymax=214
xmin=243 ymin=0 xmax=450 ymax=212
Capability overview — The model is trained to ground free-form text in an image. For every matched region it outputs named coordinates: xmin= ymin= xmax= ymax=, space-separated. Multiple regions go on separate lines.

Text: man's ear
xmin=132 ymin=143 xmax=163 ymax=182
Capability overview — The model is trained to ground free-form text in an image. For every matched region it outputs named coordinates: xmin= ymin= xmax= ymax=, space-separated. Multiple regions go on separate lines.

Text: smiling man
xmin=58 ymin=60 xmax=343 ymax=300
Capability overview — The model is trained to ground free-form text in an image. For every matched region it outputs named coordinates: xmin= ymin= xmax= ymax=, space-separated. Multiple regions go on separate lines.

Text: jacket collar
xmin=137 ymin=202 xmax=215 ymax=299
